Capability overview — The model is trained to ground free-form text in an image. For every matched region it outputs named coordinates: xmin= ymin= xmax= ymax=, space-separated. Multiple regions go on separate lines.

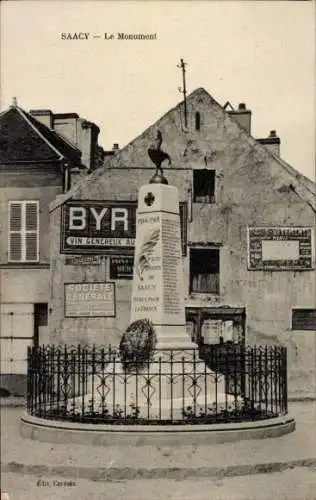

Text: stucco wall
xmin=0 ymin=165 xmax=62 ymax=347
xmin=0 ymin=166 xmax=62 ymax=263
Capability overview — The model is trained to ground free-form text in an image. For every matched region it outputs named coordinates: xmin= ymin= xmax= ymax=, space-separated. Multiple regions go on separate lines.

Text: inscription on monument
xmin=131 ymin=215 xmax=161 ymax=317
xmin=162 ymin=218 xmax=181 ymax=314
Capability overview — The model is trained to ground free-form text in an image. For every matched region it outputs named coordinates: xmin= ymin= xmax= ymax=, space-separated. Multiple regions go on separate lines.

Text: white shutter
xmin=8 ymin=201 xmax=39 ymax=262
xmin=25 ymin=202 xmax=38 ymax=230
xmin=10 ymin=203 xmax=22 ymax=230
xmin=9 ymin=233 xmax=22 ymax=261
xmin=25 ymin=202 xmax=39 ymax=261
xmin=9 ymin=203 xmax=22 ymax=262
xmin=25 ymin=233 xmax=38 ymax=260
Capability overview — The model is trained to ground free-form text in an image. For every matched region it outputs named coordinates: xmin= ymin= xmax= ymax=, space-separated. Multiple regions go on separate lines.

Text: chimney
xmin=257 ymin=130 xmax=281 ymax=157
xmin=10 ymin=97 xmax=18 ymax=108
xmin=53 ymin=113 xmax=79 ymax=146
xmin=76 ymin=119 xmax=101 ymax=170
xmin=112 ymin=143 xmax=119 ymax=151
xmin=29 ymin=109 xmax=53 ymax=129
xmin=227 ymin=103 xmax=252 ymax=134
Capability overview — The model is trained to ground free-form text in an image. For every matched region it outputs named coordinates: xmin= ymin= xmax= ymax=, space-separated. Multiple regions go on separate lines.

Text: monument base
xmin=154 ymin=325 xmax=197 ymax=350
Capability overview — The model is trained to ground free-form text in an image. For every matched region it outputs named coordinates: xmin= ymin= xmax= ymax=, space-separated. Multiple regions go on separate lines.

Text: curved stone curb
xmin=20 ymin=412 xmax=296 ymax=446
xmin=2 ymin=458 xmax=316 ymax=481
xmin=288 ymin=395 xmax=316 ymax=402
xmin=0 ymin=397 xmax=26 ymax=407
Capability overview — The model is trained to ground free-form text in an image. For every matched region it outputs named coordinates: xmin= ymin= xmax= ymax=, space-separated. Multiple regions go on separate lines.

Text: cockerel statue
xmin=147 ymin=130 xmax=171 ymax=175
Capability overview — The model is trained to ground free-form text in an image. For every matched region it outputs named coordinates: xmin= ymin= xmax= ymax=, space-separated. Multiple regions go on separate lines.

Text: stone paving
xmin=2 ymin=467 xmax=316 ymax=500
xmin=1 ymin=400 xmax=316 ymax=500
xmin=1 ymin=401 xmax=315 ymax=476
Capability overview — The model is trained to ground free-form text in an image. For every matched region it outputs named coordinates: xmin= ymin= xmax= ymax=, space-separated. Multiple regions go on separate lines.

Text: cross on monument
xmin=144 ymin=192 xmax=155 ymax=206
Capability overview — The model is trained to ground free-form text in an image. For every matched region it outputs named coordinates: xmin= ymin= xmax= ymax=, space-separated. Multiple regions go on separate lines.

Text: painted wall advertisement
xmin=64 ymin=282 xmax=115 ymax=317
xmin=60 ymin=201 xmax=187 ymax=256
xmin=248 ymin=227 xmax=313 ymax=270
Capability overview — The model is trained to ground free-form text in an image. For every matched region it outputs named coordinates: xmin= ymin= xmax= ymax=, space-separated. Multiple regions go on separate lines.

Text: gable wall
xmin=49 ymin=90 xmax=315 ymax=394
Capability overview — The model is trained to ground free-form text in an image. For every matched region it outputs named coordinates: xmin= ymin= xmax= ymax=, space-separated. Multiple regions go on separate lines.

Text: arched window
xmin=195 ymin=112 xmax=201 ymax=131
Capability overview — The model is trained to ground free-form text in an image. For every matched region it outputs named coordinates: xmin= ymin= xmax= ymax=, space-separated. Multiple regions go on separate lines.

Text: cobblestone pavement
xmin=2 ymin=467 xmax=316 ymax=500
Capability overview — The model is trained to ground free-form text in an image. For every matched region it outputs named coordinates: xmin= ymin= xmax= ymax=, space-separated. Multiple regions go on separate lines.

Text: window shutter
xmin=9 ymin=203 xmax=22 ymax=261
xmin=9 ymin=233 xmax=22 ymax=261
xmin=25 ymin=233 xmax=38 ymax=261
xmin=10 ymin=203 xmax=22 ymax=231
xmin=25 ymin=202 xmax=38 ymax=230
xmin=25 ymin=202 xmax=39 ymax=261
xmin=8 ymin=201 xmax=39 ymax=262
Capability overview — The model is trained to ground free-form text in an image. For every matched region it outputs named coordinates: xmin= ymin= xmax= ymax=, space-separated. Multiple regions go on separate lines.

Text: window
xmin=195 ymin=112 xmax=201 ymax=131
xmin=8 ymin=201 xmax=39 ymax=262
xmin=292 ymin=309 xmax=316 ymax=331
xmin=193 ymin=169 xmax=215 ymax=203
xmin=190 ymin=248 xmax=219 ymax=294
xmin=34 ymin=303 xmax=48 ymax=346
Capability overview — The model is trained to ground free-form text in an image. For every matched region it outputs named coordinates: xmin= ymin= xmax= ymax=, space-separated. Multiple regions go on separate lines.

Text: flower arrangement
xmin=119 ymin=318 xmax=157 ymax=372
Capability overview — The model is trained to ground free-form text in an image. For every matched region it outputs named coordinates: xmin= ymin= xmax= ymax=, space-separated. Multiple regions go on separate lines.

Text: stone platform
xmin=20 ymin=411 xmax=295 ymax=447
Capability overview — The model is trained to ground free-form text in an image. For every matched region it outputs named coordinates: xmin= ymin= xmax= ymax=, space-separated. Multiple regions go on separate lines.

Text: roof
xmin=0 ymin=105 xmax=83 ymax=166
xmin=50 ymin=87 xmax=316 ymax=212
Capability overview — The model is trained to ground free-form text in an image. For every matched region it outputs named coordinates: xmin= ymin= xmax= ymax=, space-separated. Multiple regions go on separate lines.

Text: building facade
xmin=47 ymin=88 xmax=315 ymax=397
xmin=0 ymin=101 xmax=103 ymax=395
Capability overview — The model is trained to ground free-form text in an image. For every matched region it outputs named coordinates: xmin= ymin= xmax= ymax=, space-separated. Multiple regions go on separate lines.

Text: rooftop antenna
xmin=177 ymin=58 xmax=188 ymax=129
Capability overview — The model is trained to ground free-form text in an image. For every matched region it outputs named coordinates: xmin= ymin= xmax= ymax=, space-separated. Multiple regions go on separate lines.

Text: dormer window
xmin=193 ymin=169 xmax=215 ymax=203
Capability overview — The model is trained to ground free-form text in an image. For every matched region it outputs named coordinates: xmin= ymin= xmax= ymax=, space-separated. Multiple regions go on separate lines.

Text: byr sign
xmin=61 ymin=201 xmax=137 ymax=254
xmin=61 ymin=200 xmax=187 ymax=256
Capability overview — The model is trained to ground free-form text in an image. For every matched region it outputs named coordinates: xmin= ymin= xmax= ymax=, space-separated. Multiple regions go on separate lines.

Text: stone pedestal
xmin=130 ymin=182 xmax=195 ymax=349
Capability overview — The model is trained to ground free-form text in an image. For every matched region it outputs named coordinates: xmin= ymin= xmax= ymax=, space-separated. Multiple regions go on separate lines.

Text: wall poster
xmin=248 ymin=227 xmax=313 ymax=270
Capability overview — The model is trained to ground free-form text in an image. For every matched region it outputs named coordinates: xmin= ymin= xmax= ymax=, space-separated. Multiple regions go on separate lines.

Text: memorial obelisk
xmin=76 ymin=131 xmax=232 ymax=419
xmin=130 ymin=133 xmax=195 ymax=349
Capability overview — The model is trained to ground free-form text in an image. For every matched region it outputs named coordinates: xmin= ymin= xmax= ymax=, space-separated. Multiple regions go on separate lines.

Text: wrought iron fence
xmin=27 ymin=344 xmax=287 ymax=425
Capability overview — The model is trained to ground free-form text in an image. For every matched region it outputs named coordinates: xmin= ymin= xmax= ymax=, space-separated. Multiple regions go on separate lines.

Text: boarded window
xmin=8 ymin=201 xmax=39 ymax=262
xmin=190 ymin=248 xmax=220 ymax=294
xmin=193 ymin=169 xmax=215 ymax=203
xmin=292 ymin=309 xmax=316 ymax=331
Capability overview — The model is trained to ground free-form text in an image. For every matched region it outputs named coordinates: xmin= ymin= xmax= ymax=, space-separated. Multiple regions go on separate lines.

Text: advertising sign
xmin=61 ymin=200 xmax=187 ymax=256
xmin=248 ymin=227 xmax=313 ymax=270
xmin=110 ymin=256 xmax=134 ymax=279
xmin=65 ymin=255 xmax=105 ymax=266
xmin=64 ymin=282 xmax=115 ymax=317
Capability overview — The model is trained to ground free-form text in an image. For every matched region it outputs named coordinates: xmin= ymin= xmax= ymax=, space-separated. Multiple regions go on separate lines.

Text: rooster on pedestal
xmin=147 ymin=130 xmax=172 ymax=176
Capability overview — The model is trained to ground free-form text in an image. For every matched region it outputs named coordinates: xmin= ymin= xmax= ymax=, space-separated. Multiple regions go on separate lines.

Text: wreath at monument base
xmin=119 ymin=318 xmax=157 ymax=372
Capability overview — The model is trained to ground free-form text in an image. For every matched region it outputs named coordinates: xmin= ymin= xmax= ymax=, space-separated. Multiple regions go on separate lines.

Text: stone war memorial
xmin=21 ymin=133 xmax=295 ymax=446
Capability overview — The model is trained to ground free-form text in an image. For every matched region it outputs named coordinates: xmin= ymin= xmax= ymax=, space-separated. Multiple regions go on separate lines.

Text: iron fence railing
xmin=27 ymin=344 xmax=287 ymax=425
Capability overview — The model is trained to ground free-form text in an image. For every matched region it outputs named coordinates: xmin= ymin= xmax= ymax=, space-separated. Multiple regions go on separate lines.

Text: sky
xmin=1 ymin=1 xmax=315 ymax=180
